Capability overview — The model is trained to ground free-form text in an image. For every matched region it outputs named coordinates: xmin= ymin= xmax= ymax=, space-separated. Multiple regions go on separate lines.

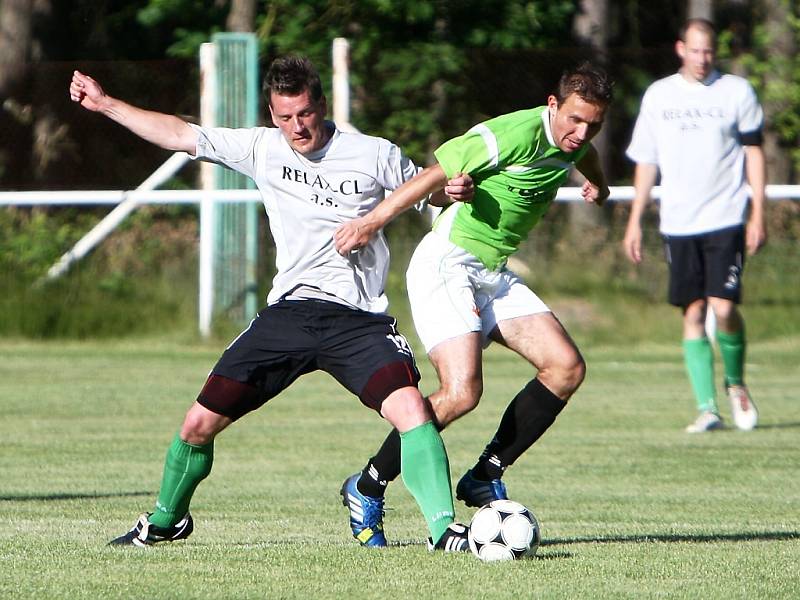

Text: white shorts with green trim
xmin=406 ymin=231 xmax=550 ymax=353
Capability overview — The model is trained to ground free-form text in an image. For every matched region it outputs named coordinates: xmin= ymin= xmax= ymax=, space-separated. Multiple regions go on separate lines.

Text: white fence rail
xmin=4 ymin=185 xmax=800 ymax=206
xmin=2 ymin=185 xmax=798 ymax=337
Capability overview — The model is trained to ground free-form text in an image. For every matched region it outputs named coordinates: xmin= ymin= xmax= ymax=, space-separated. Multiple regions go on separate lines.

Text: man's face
xmin=269 ymin=89 xmax=329 ymax=154
xmin=676 ymin=26 xmax=715 ymax=82
xmin=547 ymin=93 xmax=606 ymax=153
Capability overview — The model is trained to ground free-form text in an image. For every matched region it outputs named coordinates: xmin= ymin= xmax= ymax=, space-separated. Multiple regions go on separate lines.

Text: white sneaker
xmin=685 ymin=411 xmax=724 ymax=433
xmin=727 ymin=385 xmax=758 ymax=431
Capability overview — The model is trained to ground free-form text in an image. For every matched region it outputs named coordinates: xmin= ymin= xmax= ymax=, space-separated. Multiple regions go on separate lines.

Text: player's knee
xmin=180 ymin=417 xmax=215 ymax=445
xmin=437 ymin=378 xmax=483 ymax=421
xmin=180 ymin=403 xmax=229 ymax=445
xmin=683 ymin=299 xmax=707 ymax=328
xmin=568 ymin=356 xmax=587 ymax=394
xmin=540 ymin=354 xmax=585 ymax=400
xmin=380 ymin=386 xmax=430 ymax=431
xmin=709 ymin=299 xmax=737 ymax=325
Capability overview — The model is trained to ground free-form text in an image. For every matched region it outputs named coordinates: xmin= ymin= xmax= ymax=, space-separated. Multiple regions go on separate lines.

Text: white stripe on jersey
xmin=468 ymin=123 xmax=500 ymax=169
xmin=504 ymin=156 xmax=572 ymax=172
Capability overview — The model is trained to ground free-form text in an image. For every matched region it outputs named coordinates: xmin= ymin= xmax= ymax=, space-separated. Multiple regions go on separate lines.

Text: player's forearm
xmin=428 ymin=189 xmax=454 ymax=207
xmin=99 ymin=96 xmax=197 ymax=154
xmin=363 ymin=164 xmax=448 ymax=228
xmin=576 ymin=145 xmax=610 ymax=201
xmin=744 ymin=145 xmax=767 ymax=219
xmin=629 ymin=163 xmax=658 ymax=223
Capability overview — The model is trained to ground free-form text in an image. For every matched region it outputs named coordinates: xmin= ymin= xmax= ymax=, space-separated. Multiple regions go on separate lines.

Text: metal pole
xmin=332 ymin=38 xmax=357 ymax=132
xmin=42 ymin=152 xmax=190 ymax=282
xmin=199 ymin=42 xmax=217 ymax=338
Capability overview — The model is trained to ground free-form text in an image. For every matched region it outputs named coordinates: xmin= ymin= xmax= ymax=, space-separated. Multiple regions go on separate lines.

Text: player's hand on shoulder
xmin=69 ymin=70 xmax=107 ymax=112
xmin=444 ymin=172 xmax=474 ymax=202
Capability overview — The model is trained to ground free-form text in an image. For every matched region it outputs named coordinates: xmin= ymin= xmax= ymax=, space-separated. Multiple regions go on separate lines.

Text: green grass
xmin=1 ymin=336 xmax=799 ymax=599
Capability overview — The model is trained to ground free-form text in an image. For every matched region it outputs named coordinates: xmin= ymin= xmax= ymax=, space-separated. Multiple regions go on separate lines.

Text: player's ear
xmin=675 ymin=40 xmax=686 ymax=60
xmin=269 ymin=105 xmax=278 ymax=127
xmin=546 ymin=95 xmax=558 ymax=116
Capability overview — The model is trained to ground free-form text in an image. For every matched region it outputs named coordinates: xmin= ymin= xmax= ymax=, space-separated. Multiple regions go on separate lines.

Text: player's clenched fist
xmin=69 ymin=70 xmax=107 ymax=112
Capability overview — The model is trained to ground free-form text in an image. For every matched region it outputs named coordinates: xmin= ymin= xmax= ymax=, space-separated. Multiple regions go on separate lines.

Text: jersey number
xmin=386 ymin=333 xmax=413 ymax=357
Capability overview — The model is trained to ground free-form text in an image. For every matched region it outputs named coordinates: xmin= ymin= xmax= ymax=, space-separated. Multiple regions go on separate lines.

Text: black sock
xmin=357 ymin=405 xmax=445 ymax=498
xmin=357 ymin=428 xmax=402 ymax=498
xmin=472 ymin=378 xmax=566 ymax=481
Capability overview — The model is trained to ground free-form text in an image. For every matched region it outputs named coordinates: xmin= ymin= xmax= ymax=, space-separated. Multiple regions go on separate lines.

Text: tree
xmin=569 ymin=0 xmax=610 ymax=242
xmin=721 ymin=0 xmax=800 ymax=184
xmin=0 ymin=0 xmax=34 ymax=97
xmin=226 ymin=0 xmax=256 ymax=32
xmin=687 ymin=0 xmax=713 ymax=19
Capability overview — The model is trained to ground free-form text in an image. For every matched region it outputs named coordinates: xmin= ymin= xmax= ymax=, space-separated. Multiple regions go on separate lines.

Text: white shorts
xmin=406 ymin=231 xmax=550 ymax=353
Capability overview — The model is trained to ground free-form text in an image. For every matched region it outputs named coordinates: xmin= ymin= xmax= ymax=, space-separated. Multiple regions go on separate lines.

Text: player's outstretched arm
xmin=575 ymin=144 xmax=610 ymax=206
xmin=69 ymin=70 xmax=198 ymax=154
xmin=623 ymin=162 xmax=658 ymax=264
xmin=334 ymin=164 xmax=448 ymax=254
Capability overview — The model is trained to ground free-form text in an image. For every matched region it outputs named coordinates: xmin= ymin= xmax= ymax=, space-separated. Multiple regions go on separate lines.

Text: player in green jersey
xmin=334 ymin=62 xmax=613 ymax=546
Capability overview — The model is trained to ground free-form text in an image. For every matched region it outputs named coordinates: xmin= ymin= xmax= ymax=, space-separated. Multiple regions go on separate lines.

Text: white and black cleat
xmin=427 ymin=522 xmax=470 ymax=553
xmin=108 ymin=513 xmax=193 ymax=547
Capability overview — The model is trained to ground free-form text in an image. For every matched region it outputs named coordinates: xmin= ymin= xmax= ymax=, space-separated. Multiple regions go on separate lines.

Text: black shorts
xmin=663 ymin=225 xmax=745 ymax=307
xmin=197 ymin=300 xmax=420 ymax=420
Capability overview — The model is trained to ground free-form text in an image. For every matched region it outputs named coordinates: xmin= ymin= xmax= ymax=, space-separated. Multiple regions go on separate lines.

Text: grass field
xmin=1 ymin=336 xmax=799 ymax=599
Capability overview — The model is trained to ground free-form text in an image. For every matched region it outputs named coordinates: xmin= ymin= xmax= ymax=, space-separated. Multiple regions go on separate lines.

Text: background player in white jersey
xmin=624 ymin=18 xmax=766 ymax=433
xmin=334 ymin=63 xmax=612 ymax=544
xmin=70 ymin=56 xmax=475 ymax=551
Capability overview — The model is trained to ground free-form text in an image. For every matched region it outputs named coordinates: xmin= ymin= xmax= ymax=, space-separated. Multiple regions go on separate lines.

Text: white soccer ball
xmin=468 ymin=499 xmax=540 ymax=562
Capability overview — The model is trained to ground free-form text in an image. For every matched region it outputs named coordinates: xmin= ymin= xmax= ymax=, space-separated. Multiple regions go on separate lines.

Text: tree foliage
xmin=723 ymin=1 xmax=800 ymax=178
xmin=133 ymin=0 xmax=578 ymax=160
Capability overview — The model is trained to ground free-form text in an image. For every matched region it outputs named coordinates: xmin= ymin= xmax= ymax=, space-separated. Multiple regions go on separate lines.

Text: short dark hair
xmin=554 ymin=62 xmax=614 ymax=106
xmin=679 ymin=18 xmax=716 ymax=43
xmin=264 ymin=56 xmax=324 ymax=106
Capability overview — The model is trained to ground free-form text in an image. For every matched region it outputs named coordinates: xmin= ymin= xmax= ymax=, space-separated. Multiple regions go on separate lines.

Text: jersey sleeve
xmin=190 ymin=124 xmax=259 ymax=179
xmin=625 ymin=87 xmax=660 ymax=165
xmin=736 ymin=81 xmax=764 ymax=141
xmin=375 ymin=139 xmax=419 ymax=190
xmin=434 ymin=124 xmax=505 ymax=179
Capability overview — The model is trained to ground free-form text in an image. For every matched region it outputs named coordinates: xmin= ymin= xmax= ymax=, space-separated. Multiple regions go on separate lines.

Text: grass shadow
xmin=0 ymin=491 xmax=153 ymax=502
xmin=544 ymin=530 xmax=800 ymax=546
xmin=754 ymin=422 xmax=800 ymax=430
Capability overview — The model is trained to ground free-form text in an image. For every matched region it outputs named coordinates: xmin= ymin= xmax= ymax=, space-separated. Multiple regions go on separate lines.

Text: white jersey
xmin=626 ymin=70 xmax=763 ymax=235
xmin=190 ymin=122 xmax=419 ymax=313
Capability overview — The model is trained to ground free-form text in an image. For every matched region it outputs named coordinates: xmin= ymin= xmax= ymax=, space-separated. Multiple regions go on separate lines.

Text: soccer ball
xmin=468 ymin=499 xmax=540 ymax=562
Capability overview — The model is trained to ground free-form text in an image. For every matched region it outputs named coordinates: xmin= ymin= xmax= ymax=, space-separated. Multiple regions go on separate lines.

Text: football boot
xmin=108 ymin=513 xmax=194 ymax=547
xmin=340 ymin=473 xmax=387 ymax=547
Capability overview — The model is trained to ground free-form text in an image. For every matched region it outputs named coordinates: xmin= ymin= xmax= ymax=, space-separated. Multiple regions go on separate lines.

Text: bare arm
xmin=623 ymin=162 xmax=658 ymax=264
xmin=744 ymin=145 xmax=767 ymax=255
xmin=69 ymin=70 xmax=198 ymax=154
xmin=334 ymin=164 xmax=448 ymax=254
xmin=574 ymin=143 xmax=610 ymax=206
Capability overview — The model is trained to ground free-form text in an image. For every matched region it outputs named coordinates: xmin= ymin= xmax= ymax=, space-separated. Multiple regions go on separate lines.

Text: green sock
xmin=149 ymin=433 xmax=214 ymax=528
xmin=400 ymin=421 xmax=455 ymax=544
xmin=716 ymin=329 xmax=746 ymax=386
xmin=683 ymin=338 xmax=717 ymax=413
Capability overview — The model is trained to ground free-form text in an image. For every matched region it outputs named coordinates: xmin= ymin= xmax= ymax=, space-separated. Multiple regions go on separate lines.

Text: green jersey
xmin=433 ymin=106 xmax=589 ymax=270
